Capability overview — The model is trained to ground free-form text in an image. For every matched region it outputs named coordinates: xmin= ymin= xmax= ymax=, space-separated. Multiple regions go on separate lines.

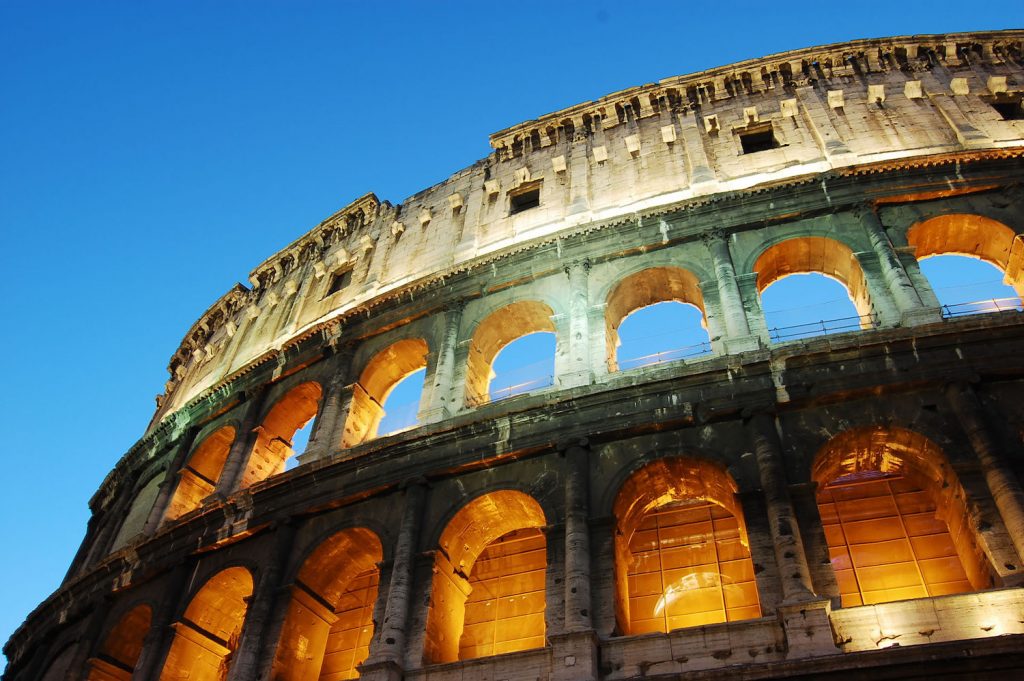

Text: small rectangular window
xmin=992 ymin=98 xmax=1024 ymax=121
xmin=509 ymin=181 xmax=542 ymax=214
xmin=739 ymin=125 xmax=778 ymax=154
xmin=325 ymin=269 xmax=353 ymax=297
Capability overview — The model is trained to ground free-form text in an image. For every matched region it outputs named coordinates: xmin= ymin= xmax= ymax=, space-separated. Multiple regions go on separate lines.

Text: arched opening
xmin=813 ymin=427 xmax=989 ymax=608
xmin=754 ymin=237 xmax=874 ymax=341
xmin=423 ymin=490 xmax=547 ymax=664
xmin=489 ymin=332 xmax=555 ymax=401
xmin=165 ymin=426 xmax=236 ymax=521
xmin=908 ymin=214 xmax=1024 ymax=315
xmin=342 ymin=338 xmax=428 ymax=447
xmin=241 ymin=382 xmax=322 ymax=488
xmin=110 ymin=473 xmax=166 ymax=552
xmin=159 ymin=567 xmax=253 ymax=681
xmin=466 ymin=302 xmax=556 ymax=406
xmin=270 ymin=528 xmax=382 ymax=681
xmin=613 ymin=458 xmax=761 ymax=635
xmin=605 ymin=267 xmax=711 ymax=371
xmin=86 ymin=604 xmax=152 ymax=680
xmin=377 ymin=367 xmax=427 ymax=436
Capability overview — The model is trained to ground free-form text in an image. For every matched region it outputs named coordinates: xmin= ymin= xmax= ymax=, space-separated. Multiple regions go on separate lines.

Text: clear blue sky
xmin=1 ymin=1 xmax=1020 ymax=669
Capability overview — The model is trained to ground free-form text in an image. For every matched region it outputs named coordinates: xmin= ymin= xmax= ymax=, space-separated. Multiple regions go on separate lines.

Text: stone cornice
xmin=488 ymin=30 xmax=1024 ymax=154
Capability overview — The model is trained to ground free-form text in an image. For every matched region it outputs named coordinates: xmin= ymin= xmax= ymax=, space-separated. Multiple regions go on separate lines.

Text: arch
xmin=109 ymin=472 xmax=166 ymax=552
xmin=39 ymin=645 xmax=77 ymax=681
xmin=465 ymin=301 xmax=555 ymax=406
xmin=270 ymin=528 xmax=383 ymax=681
xmin=158 ymin=566 xmax=253 ymax=681
xmin=423 ymin=490 xmax=547 ymax=664
xmin=753 ymin=236 xmax=873 ymax=325
xmin=342 ymin=338 xmax=429 ymax=447
xmin=907 ymin=213 xmax=1024 ymax=299
xmin=165 ymin=426 xmax=237 ymax=521
xmin=812 ymin=427 xmax=989 ymax=607
xmin=604 ymin=266 xmax=709 ymax=371
xmin=86 ymin=604 xmax=152 ymax=680
xmin=612 ymin=457 xmax=761 ymax=635
xmin=241 ymin=382 xmax=322 ymax=488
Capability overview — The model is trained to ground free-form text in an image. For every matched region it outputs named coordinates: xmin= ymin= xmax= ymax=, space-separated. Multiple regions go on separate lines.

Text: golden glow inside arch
xmin=271 ymin=528 xmax=383 ymax=681
xmin=424 ymin=490 xmax=547 ymax=664
xmin=754 ymin=236 xmax=873 ymax=322
xmin=242 ymin=382 xmax=322 ymax=488
xmin=159 ymin=567 xmax=253 ymax=681
xmin=86 ymin=604 xmax=152 ymax=681
xmin=813 ymin=427 xmax=989 ymax=607
xmin=165 ymin=426 xmax=236 ymax=521
xmin=604 ymin=267 xmax=707 ymax=372
xmin=908 ymin=213 xmax=1024 ymax=299
xmin=465 ymin=301 xmax=555 ymax=406
xmin=613 ymin=457 xmax=760 ymax=635
xmin=341 ymin=338 xmax=429 ymax=447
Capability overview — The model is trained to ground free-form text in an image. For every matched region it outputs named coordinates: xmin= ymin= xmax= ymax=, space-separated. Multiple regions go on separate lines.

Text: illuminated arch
xmin=907 ymin=213 xmax=1024 ymax=299
xmin=604 ymin=267 xmax=708 ymax=371
xmin=613 ymin=457 xmax=761 ymax=635
xmin=813 ymin=427 xmax=989 ymax=607
xmin=753 ymin=236 xmax=873 ymax=324
xmin=270 ymin=528 xmax=383 ymax=681
xmin=165 ymin=426 xmax=236 ymax=521
xmin=159 ymin=566 xmax=253 ymax=681
xmin=342 ymin=338 xmax=429 ymax=447
xmin=241 ymin=382 xmax=322 ymax=488
xmin=465 ymin=301 xmax=556 ymax=406
xmin=423 ymin=490 xmax=547 ymax=664
xmin=86 ymin=604 xmax=152 ymax=680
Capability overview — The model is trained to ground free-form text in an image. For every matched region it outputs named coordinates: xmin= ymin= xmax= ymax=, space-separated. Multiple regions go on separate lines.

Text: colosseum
xmin=6 ymin=29 xmax=1024 ymax=681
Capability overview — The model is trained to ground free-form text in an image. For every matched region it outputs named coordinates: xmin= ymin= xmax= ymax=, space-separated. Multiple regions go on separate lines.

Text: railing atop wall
xmin=618 ymin=342 xmax=714 ymax=370
xmin=940 ymin=298 xmax=1024 ymax=318
xmin=768 ymin=313 xmax=879 ymax=343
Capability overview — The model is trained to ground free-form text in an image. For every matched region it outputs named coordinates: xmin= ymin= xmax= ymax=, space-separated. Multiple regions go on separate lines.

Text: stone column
xmin=562 ymin=439 xmax=592 ymax=631
xmin=750 ymin=414 xmax=815 ymax=602
xmin=559 ymin=260 xmax=593 ymax=389
xmin=133 ymin=562 xmax=193 ymax=681
xmin=704 ymin=230 xmax=759 ymax=352
xmin=947 ymin=383 xmax=1024 ymax=564
xmin=419 ymin=302 xmax=464 ymax=424
xmin=300 ymin=341 xmax=355 ymax=463
xmin=856 ymin=203 xmax=939 ymax=326
xmin=227 ymin=520 xmax=298 ymax=681
xmin=214 ymin=388 xmax=268 ymax=497
xmin=750 ymin=414 xmax=837 ymax=657
xmin=362 ymin=480 xmax=428 ymax=679
xmin=143 ymin=431 xmax=200 ymax=533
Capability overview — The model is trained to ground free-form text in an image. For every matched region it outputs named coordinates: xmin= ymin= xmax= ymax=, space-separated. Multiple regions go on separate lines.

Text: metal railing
xmin=940 ymin=297 xmax=1024 ymax=318
xmin=618 ymin=342 xmax=713 ymax=370
xmin=768 ymin=312 xmax=879 ymax=343
xmin=490 ymin=374 xmax=554 ymax=402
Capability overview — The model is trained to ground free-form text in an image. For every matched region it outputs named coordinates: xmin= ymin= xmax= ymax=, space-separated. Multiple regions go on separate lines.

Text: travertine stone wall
xmin=8 ymin=30 xmax=1024 ymax=681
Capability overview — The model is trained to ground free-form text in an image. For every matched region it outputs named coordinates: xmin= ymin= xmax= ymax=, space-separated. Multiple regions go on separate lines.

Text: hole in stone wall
xmin=509 ymin=182 xmax=542 ymax=214
xmin=488 ymin=332 xmax=555 ymax=402
xmin=326 ymin=268 xmax=353 ymax=297
xmin=991 ymin=97 xmax=1024 ymax=121
xmin=342 ymin=339 xmax=428 ymax=447
xmin=616 ymin=301 xmax=710 ymax=371
xmin=919 ymin=254 xmax=1021 ymax=315
xmin=86 ymin=605 xmax=151 ymax=680
xmin=243 ymin=382 xmax=321 ymax=487
xmin=424 ymin=490 xmax=547 ymax=665
xmin=158 ymin=567 xmax=253 ymax=681
xmin=761 ymin=273 xmax=863 ymax=341
xmin=738 ymin=125 xmax=778 ymax=154
xmin=165 ymin=426 xmax=236 ymax=521
xmin=270 ymin=528 xmax=382 ymax=681
xmin=613 ymin=458 xmax=761 ymax=635
xmin=466 ymin=301 xmax=555 ymax=407
xmin=377 ymin=367 xmax=426 ymax=436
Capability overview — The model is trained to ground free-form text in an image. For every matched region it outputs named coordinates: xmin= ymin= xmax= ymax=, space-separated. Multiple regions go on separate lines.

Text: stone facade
xmin=6 ymin=30 xmax=1024 ymax=681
